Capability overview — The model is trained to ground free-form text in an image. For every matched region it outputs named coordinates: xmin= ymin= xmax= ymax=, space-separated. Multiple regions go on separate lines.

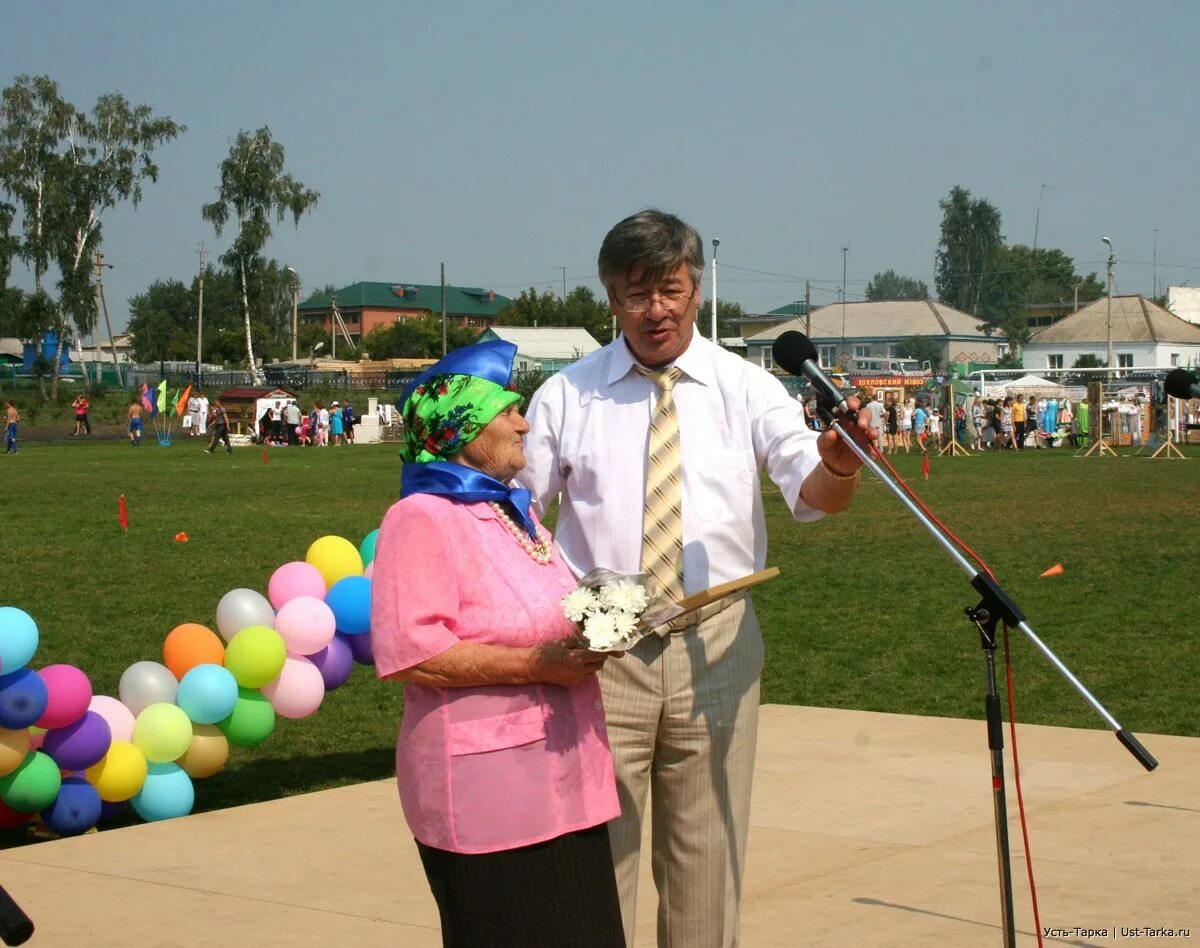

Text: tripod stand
xmin=818 ymin=401 xmax=1158 ymax=947
xmin=0 ymin=884 xmax=33 ymax=945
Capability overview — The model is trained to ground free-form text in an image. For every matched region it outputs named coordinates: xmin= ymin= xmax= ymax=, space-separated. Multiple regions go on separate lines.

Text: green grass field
xmin=1 ymin=437 xmax=1197 ymax=835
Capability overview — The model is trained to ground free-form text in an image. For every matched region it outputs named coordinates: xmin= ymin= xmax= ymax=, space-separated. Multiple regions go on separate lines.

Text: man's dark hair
xmin=597 ymin=209 xmax=704 ymax=291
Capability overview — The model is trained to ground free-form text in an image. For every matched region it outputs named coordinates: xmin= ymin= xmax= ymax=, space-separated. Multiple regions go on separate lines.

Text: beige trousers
xmin=600 ymin=598 xmax=763 ymax=948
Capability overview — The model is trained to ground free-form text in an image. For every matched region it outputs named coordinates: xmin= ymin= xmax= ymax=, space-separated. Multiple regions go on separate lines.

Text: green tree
xmin=1073 ymin=353 xmax=1105 ymax=369
xmin=895 ymin=335 xmax=943 ymax=370
xmin=362 ymin=316 xmax=476 ymax=359
xmin=935 ymin=186 xmax=1003 ymax=319
xmin=127 ymin=278 xmax=193 ymax=361
xmin=865 ymin=270 xmax=929 ymax=301
xmin=0 ymin=75 xmax=183 ymax=397
xmin=202 ymin=127 xmax=318 ymax=382
xmin=697 ymin=299 xmax=745 ymax=342
xmin=495 ymin=287 xmax=563 ymax=327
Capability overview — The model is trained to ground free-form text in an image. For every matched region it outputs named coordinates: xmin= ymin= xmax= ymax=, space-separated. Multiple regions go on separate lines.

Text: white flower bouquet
xmin=561 ymin=568 xmax=683 ymax=651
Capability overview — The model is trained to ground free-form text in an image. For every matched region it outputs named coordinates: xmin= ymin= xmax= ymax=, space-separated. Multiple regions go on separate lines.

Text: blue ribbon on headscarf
xmin=401 ymin=460 xmax=538 ymax=540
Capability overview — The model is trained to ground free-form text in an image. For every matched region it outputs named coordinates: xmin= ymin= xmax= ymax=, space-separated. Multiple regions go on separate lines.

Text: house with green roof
xmin=297 ymin=282 xmax=512 ymax=348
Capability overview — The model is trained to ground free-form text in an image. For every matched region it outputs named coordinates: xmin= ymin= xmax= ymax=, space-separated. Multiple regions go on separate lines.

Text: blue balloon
xmin=358 ymin=529 xmax=380 ymax=567
xmin=131 ymin=762 xmax=195 ymax=822
xmin=340 ymin=630 xmax=374 ymax=666
xmin=176 ymin=664 xmax=239 ymax=725
xmin=0 ymin=667 xmax=49 ymax=729
xmin=326 ymin=576 xmax=372 ymax=635
xmin=41 ymin=777 xmax=102 ymax=836
xmin=0 ymin=607 xmax=38 ymax=674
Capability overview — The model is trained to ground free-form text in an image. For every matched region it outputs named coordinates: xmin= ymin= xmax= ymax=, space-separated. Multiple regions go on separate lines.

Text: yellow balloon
xmin=86 ymin=740 xmax=148 ymax=802
xmin=132 ymin=703 xmax=194 ymax=763
xmin=177 ymin=724 xmax=229 ymax=779
xmin=305 ymin=535 xmax=364 ymax=589
xmin=0 ymin=727 xmax=30 ymax=778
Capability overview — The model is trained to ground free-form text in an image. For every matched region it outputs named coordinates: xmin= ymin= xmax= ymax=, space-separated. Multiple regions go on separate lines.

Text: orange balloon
xmin=162 ymin=623 xmax=225 ymax=680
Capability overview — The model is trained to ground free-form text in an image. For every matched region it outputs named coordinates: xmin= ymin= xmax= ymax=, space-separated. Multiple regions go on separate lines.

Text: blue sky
xmin=4 ymin=0 xmax=1198 ymax=330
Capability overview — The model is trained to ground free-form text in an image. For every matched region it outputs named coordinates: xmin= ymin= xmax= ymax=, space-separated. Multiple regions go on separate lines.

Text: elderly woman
xmin=371 ymin=340 xmax=624 ymax=948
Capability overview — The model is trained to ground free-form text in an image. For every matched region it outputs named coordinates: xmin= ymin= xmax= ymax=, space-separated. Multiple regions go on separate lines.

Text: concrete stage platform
xmin=2 ymin=705 xmax=1195 ymax=947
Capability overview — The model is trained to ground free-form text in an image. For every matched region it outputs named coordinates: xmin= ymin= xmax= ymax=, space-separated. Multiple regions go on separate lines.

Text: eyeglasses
xmin=614 ymin=283 xmax=697 ymax=314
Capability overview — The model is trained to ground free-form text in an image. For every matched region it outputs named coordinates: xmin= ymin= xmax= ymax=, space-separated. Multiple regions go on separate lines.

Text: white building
xmin=1023 ymin=295 xmax=1200 ymax=372
xmin=478 ymin=326 xmax=602 ymax=372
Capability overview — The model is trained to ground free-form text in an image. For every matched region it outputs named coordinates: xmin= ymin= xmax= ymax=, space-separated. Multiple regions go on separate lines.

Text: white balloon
xmin=118 ymin=661 xmax=179 ymax=717
xmin=215 ymin=588 xmax=275 ymax=642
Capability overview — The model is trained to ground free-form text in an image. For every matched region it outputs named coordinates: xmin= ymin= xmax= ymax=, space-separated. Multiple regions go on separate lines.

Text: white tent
xmin=985 ymin=374 xmax=1066 ymax=397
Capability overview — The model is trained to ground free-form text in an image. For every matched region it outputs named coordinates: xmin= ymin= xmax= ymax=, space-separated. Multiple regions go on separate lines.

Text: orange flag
xmin=118 ymin=495 xmax=129 ymax=532
xmin=175 ymin=384 xmax=192 ymax=417
xmin=1040 ymin=563 xmax=1064 ymax=577
xmin=921 ymin=454 xmax=930 ymax=479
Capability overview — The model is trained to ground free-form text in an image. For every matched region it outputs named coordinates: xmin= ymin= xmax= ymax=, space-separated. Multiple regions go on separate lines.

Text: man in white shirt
xmin=195 ymin=394 xmax=209 ymax=435
xmin=519 ymin=209 xmax=868 ymax=948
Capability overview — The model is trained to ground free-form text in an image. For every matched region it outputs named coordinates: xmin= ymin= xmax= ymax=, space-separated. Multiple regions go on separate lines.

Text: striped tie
xmin=636 ymin=365 xmax=684 ymax=634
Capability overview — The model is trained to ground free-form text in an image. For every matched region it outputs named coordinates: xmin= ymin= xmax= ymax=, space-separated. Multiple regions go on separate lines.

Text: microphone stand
xmin=0 ymin=884 xmax=33 ymax=946
xmin=817 ymin=400 xmax=1158 ymax=948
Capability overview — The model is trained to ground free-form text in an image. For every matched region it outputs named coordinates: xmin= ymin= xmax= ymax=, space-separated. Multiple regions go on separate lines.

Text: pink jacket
xmin=371 ymin=493 xmax=619 ymax=854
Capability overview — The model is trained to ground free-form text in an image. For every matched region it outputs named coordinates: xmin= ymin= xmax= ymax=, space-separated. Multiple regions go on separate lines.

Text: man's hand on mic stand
xmin=800 ymin=396 xmax=873 ymax=514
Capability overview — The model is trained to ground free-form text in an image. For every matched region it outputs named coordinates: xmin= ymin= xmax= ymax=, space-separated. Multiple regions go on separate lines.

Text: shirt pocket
xmin=446 ymin=705 xmax=548 ymax=756
xmin=693 ymin=448 xmax=757 ymax=523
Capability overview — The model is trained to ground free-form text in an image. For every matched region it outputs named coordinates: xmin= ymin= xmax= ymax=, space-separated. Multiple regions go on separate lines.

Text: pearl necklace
xmin=487 ymin=502 xmax=553 ymax=565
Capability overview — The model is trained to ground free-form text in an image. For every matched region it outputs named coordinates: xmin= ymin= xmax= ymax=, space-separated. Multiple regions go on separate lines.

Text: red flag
xmin=921 ymin=454 xmax=930 ymax=479
xmin=118 ymin=495 xmax=129 ymax=531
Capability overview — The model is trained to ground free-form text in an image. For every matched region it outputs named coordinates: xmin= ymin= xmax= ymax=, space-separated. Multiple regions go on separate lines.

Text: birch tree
xmin=202 ymin=128 xmax=318 ymax=383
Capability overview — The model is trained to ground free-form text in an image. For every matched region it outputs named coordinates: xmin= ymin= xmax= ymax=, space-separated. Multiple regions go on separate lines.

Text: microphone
xmin=772 ymin=331 xmax=852 ymax=414
xmin=1165 ymin=368 xmax=1200 ymax=400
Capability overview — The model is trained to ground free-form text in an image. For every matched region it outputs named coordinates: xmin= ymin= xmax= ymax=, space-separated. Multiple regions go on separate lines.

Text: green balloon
xmin=0 ymin=751 xmax=63 ymax=812
xmin=359 ymin=529 xmax=379 ymax=567
xmin=224 ymin=625 xmax=287 ymax=689
xmin=217 ymin=689 xmax=276 ymax=748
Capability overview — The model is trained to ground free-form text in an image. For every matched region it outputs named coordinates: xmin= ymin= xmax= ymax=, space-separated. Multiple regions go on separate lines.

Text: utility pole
xmin=558 ymin=266 xmax=567 ymax=300
xmin=331 ymin=295 xmax=337 ymax=360
xmin=285 ymin=265 xmax=299 ymax=361
xmin=441 ymin=262 xmax=447 ymax=356
xmin=805 ymin=279 xmax=811 ymax=338
xmin=196 ymin=243 xmax=206 ymax=383
xmin=711 ymin=238 xmax=720 ymax=345
xmin=841 ymin=246 xmax=848 ymax=365
xmin=94 ymin=252 xmax=120 ymax=388
xmin=1102 ymin=237 xmax=1115 ymax=371
xmin=1153 ymin=229 xmax=1159 ymax=300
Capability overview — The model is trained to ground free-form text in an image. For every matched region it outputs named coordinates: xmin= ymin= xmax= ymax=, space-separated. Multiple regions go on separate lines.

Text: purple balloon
xmin=309 ymin=635 xmax=354 ymax=690
xmin=339 ymin=630 xmax=374 ymax=666
xmin=99 ymin=799 xmax=128 ymax=822
xmin=0 ymin=667 xmax=49 ymax=729
xmin=41 ymin=710 xmax=113 ymax=771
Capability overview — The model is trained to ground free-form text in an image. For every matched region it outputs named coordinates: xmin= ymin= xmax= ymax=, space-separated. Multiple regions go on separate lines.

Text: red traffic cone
xmin=921 ymin=454 xmax=930 ymax=479
xmin=118 ymin=495 xmax=129 ymax=532
xmin=174 ymin=531 xmax=189 ymax=543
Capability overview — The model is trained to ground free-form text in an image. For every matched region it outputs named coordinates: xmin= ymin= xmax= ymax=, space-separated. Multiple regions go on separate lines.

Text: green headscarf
xmin=400 ymin=372 xmax=521 ymax=463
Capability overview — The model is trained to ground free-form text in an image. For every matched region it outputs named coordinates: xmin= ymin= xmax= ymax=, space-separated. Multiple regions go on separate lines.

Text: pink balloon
xmin=36 ymin=664 xmax=93 ymax=729
xmin=268 ymin=561 xmax=328 ymax=610
xmin=272 ymin=597 xmax=337 ymax=656
xmin=261 ymin=656 xmax=325 ymax=719
xmin=363 ymin=561 xmax=374 ymax=580
xmin=89 ymin=695 xmax=136 ymax=743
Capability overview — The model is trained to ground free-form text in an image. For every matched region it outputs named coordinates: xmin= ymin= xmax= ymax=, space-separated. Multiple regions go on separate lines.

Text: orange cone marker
xmin=1040 ymin=563 xmax=1064 ymax=578
xmin=174 ymin=532 xmax=189 ymax=543
xmin=118 ymin=495 xmax=129 ymax=532
xmin=921 ymin=454 xmax=930 ymax=479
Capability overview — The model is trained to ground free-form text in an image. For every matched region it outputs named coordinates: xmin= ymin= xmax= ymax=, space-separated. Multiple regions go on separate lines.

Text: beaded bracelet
xmin=820 ymin=459 xmax=860 ymax=481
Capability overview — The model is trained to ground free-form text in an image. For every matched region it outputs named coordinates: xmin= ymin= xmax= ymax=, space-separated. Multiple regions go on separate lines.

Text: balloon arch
xmin=0 ymin=531 xmax=379 ymax=836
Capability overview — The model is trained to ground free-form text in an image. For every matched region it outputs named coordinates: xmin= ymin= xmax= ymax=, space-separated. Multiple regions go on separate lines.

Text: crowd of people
xmin=255 ymin=399 xmax=358 ymax=447
xmin=805 ymin=390 xmax=1083 ymax=455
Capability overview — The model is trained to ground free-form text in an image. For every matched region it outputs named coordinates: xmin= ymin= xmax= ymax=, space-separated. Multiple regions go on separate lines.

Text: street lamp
xmin=1101 ymin=237 xmax=1115 ymax=371
xmin=711 ymin=238 xmax=720 ymax=345
xmin=310 ymin=340 xmax=324 ymax=369
xmin=285 ymin=266 xmax=300 ymax=362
